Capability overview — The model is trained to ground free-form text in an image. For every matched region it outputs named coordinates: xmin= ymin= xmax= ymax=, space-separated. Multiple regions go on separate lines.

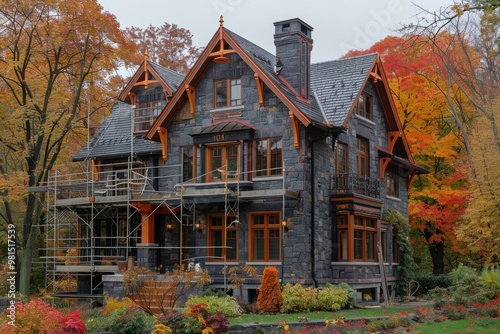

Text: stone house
xmin=47 ymin=17 xmax=427 ymax=303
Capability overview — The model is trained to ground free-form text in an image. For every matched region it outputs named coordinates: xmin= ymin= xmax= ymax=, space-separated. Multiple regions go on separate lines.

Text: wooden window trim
xmin=207 ymin=214 xmax=237 ymax=262
xmin=205 ymin=143 xmax=240 ymax=182
xmin=337 ymin=214 xmax=378 ymax=262
xmin=249 ymin=212 xmax=282 ymax=262
xmin=213 ymin=77 xmax=242 ymax=108
xmin=254 ymin=138 xmax=283 ymax=177
xmin=356 ymin=92 xmax=373 ymax=120
xmin=356 ymin=137 xmax=369 ymax=177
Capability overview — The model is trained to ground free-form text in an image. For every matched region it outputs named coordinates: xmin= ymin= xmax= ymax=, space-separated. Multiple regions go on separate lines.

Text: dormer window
xmin=133 ymin=86 xmax=167 ymax=133
xmin=356 ymin=92 xmax=373 ymax=120
xmin=214 ymin=78 xmax=242 ymax=108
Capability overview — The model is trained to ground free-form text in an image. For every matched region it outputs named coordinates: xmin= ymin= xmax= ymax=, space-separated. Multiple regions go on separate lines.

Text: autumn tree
xmin=345 ymin=34 xmax=471 ymax=274
xmin=125 ymin=23 xmax=202 ymax=74
xmin=0 ymin=0 xmax=135 ymax=295
xmin=402 ymin=2 xmax=500 ymax=264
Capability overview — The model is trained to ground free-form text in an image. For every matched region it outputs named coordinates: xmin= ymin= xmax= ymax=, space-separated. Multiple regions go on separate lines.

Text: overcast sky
xmin=98 ymin=0 xmax=454 ymax=63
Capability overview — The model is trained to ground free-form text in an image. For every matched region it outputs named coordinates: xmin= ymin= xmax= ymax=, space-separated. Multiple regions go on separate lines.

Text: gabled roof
xmin=73 ymin=102 xmax=162 ymax=162
xmin=146 ymin=21 xmax=330 ymax=141
xmin=118 ymin=55 xmax=185 ymax=102
xmin=311 ymin=54 xmax=378 ymax=126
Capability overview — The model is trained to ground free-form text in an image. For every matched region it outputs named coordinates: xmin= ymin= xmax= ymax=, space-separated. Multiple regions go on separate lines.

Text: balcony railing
xmin=332 ymin=173 xmax=380 ymax=199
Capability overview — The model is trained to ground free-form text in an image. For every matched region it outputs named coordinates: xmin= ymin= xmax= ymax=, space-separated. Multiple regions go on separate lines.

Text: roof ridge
xmin=312 ymin=53 xmax=378 ymax=66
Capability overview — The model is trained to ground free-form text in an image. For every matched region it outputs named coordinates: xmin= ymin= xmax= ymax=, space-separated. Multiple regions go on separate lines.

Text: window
xmin=250 ymin=213 xmax=281 ymax=262
xmin=206 ymin=144 xmax=239 ymax=182
xmin=356 ymin=92 xmax=373 ymax=120
xmin=214 ymin=78 xmax=242 ymax=108
xmin=181 ymin=146 xmax=196 ymax=182
xmin=386 ymin=171 xmax=399 ymax=197
xmin=207 ymin=215 xmax=237 ymax=261
xmin=336 ymin=142 xmax=348 ymax=174
xmin=336 ymin=215 xmax=377 ymax=262
xmin=255 ymin=138 xmax=283 ymax=177
xmin=392 ymin=227 xmax=399 ymax=263
xmin=356 ymin=137 xmax=368 ymax=177
xmin=133 ymin=87 xmax=166 ymax=132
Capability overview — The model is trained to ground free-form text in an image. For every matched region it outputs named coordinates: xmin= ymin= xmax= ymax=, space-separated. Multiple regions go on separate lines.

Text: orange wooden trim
xmin=92 ymin=160 xmax=100 ymax=181
xmin=369 ymin=71 xmax=382 ymax=83
xmin=254 ymin=73 xmax=264 ymax=106
xmin=379 ymin=157 xmax=391 ymax=179
xmin=185 ymin=85 xmax=196 ymax=117
xmin=128 ymin=92 xmax=137 ymax=106
xmin=388 ymin=131 xmax=401 ymax=153
xmin=133 ymin=79 xmax=159 ymax=87
xmin=141 ymin=214 xmax=155 ymax=244
xmin=158 ymin=127 xmax=168 ymax=160
xmin=407 ymin=173 xmax=416 ymax=190
xmin=289 ymin=111 xmax=300 ymax=149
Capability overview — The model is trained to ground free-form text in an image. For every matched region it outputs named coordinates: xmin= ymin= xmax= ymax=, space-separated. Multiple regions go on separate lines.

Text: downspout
xmin=309 ymin=125 xmax=346 ymax=288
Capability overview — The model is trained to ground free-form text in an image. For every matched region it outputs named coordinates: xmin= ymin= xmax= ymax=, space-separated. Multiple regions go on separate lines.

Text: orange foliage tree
xmin=345 ymin=33 xmax=471 ymax=273
xmin=0 ymin=0 xmax=135 ymax=295
xmin=257 ymin=266 xmax=282 ymax=313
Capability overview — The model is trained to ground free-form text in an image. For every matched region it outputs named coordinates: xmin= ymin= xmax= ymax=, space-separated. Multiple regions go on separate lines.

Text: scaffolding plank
xmin=54 ymin=265 xmax=117 ymax=272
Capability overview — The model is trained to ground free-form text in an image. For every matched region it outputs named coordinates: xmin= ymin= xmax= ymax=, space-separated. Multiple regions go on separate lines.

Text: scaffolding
xmin=38 ymin=158 xmax=297 ymax=297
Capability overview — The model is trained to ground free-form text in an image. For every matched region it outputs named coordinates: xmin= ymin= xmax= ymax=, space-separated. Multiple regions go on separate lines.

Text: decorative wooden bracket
xmin=157 ymin=126 xmax=168 ymax=160
xmin=379 ymin=157 xmax=391 ymax=179
xmin=289 ymin=111 xmax=300 ymax=149
xmin=407 ymin=173 xmax=416 ymax=191
xmin=254 ymin=73 xmax=265 ymax=107
xmin=128 ymin=92 xmax=137 ymax=106
xmin=388 ymin=131 xmax=401 ymax=154
xmin=209 ymin=16 xmax=236 ymax=63
xmin=185 ymin=85 xmax=196 ymax=117
xmin=369 ymin=63 xmax=382 ymax=83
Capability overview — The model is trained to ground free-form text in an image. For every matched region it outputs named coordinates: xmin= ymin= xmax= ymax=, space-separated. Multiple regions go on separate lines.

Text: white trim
xmin=386 ymin=195 xmax=401 ymax=202
xmin=331 ymin=261 xmax=391 ymax=266
xmin=353 ymin=113 xmax=376 ymax=128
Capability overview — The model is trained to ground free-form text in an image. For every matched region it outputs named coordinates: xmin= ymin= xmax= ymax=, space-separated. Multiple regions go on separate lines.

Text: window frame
xmin=356 ymin=137 xmax=369 ymax=177
xmin=205 ymin=143 xmax=240 ymax=182
xmin=336 ymin=142 xmax=348 ymax=174
xmin=336 ymin=214 xmax=378 ymax=262
xmin=386 ymin=170 xmax=400 ymax=198
xmin=356 ymin=92 xmax=373 ymax=120
xmin=214 ymin=77 xmax=242 ymax=108
xmin=207 ymin=214 xmax=238 ymax=262
xmin=254 ymin=138 xmax=283 ymax=177
xmin=249 ymin=212 xmax=282 ymax=262
xmin=181 ymin=146 xmax=196 ymax=183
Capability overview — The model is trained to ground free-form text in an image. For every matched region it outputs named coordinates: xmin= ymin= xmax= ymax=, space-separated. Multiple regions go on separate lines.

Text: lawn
xmin=228 ymin=306 xmax=415 ymax=325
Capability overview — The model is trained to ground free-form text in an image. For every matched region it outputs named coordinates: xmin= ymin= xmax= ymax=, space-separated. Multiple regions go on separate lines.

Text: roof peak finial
xmin=219 ymin=15 xmax=224 ymax=28
xmin=144 ymin=50 xmax=149 ymax=60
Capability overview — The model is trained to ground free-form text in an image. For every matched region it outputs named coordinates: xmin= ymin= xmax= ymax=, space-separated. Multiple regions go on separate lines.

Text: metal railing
xmin=332 ymin=173 xmax=380 ymax=198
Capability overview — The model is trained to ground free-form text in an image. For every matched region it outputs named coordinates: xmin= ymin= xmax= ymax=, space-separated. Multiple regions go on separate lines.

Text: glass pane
xmin=366 ymin=232 xmax=375 ymax=260
xmin=230 ymin=79 xmax=241 ymax=106
xmin=253 ymin=230 xmax=264 ymax=260
xmin=226 ymin=230 xmax=237 ymax=260
xmin=182 ymin=147 xmax=194 ymax=182
xmin=339 ymin=230 xmax=348 ymax=260
xmin=211 ymin=147 xmax=222 ymax=180
xmin=268 ymin=214 xmax=280 ymax=225
xmin=227 ymin=145 xmax=238 ymax=178
xmin=215 ymin=81 xmax=227 ymax=108
xmin=354 ymin=230 xmax=363 ymax=260
xmin=253 ymin=215 xmax=264 ymax=225
xmin=270 ymin=139 xmax=283 ymax=175
xmin=269 ymin=229 xmax=280 ymax=260
xmin=256 ymin=140 xmax=268 ymax=176
xmin=212 ymin=230 xmax=222 ymax=259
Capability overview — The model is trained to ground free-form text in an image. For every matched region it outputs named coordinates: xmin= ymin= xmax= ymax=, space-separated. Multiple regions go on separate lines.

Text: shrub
xmin=280 ymin=283 xmax=317 ymax=313
xmin=85 ymin=304 xmax=154 ymax=334
xmin=428 ymin=286 xmax=449 ymax=309
xmin=0 ymin=299 xmax=85 ymax=333
xmin=412 ymin=272 xmax=451 ymax=295
xmin=449 ymin=263 xmax=489 ymax=305
xmin=185 ymin=295 xmax=241 ymax=317
xmin=316 ymin=286 xmax=349 ymax=311
xmin=328 ymin=282 xmax=356 ymax=309
xmin=156 ymin=304 xmax=228 ymax=334
xmin=480 ymin=265 xmax=500 ymax=299
xmin=257 ymin=266 xmax=282 ymax=313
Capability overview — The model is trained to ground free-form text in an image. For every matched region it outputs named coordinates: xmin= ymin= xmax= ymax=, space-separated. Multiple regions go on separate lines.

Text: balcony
xmin=332 ymin=173 xmax=380 ymax=199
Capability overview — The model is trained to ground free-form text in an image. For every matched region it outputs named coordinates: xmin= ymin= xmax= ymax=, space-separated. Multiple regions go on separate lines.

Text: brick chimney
xmin=273 ymin=18 xmax=313 ymax=99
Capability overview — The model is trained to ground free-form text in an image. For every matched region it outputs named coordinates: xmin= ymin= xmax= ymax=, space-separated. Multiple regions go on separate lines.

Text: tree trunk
xmin=428 ymin=242 xmax=445 ymax=275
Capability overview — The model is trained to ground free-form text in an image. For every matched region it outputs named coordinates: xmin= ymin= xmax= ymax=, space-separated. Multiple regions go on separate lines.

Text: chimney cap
xmin=273 ymin=18 xmax=313 ymax=41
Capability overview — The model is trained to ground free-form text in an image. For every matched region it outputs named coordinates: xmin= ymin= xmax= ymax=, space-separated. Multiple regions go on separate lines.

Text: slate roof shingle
xmin=72 ymin=102 xmax=162 ymax=161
